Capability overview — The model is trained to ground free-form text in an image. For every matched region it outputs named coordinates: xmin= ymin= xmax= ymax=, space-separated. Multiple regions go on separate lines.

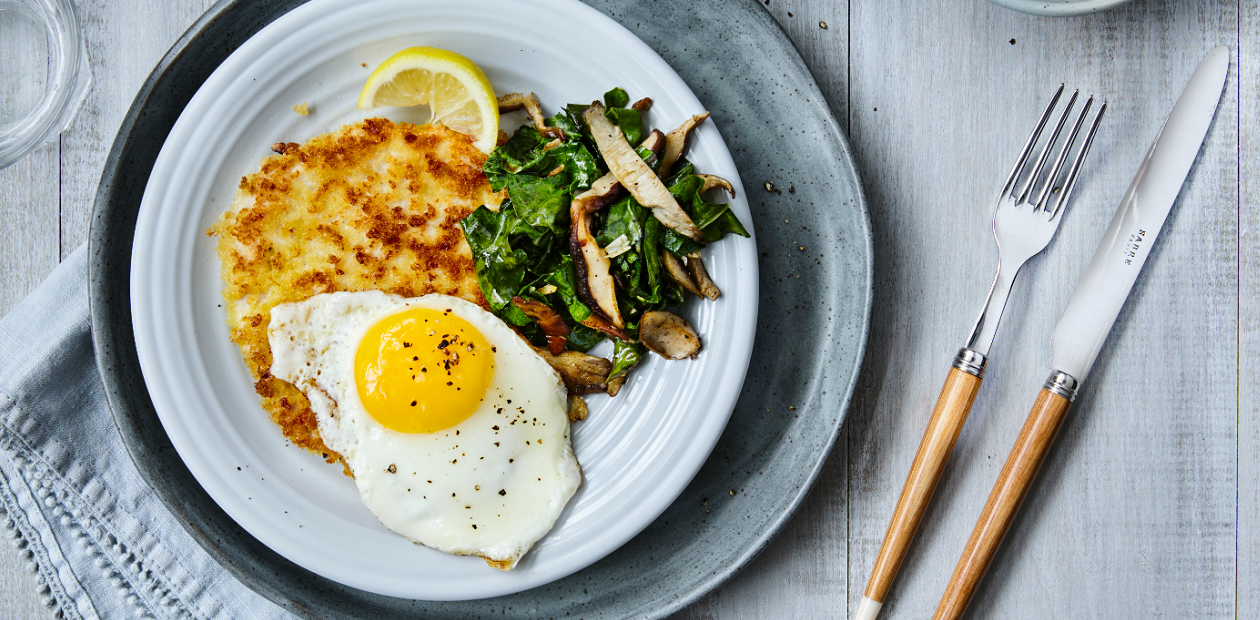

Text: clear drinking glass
xmin=0 ymin=0 xmax=91 ymax=169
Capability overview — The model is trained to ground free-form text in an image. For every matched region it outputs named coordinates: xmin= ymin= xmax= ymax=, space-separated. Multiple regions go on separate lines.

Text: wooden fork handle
xmin=860 ymin=349 xmax=986 ymax=616
xmin=933 ymin=382 xmax=1075 ymax=620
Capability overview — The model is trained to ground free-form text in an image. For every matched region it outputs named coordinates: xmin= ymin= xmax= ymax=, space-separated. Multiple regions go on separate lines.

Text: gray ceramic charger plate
xmin=88 ymin=0 xmax=873 ymax=617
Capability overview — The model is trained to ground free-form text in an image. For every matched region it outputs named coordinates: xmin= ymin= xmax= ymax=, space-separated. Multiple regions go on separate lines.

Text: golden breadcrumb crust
xmin=210 ymin=119 xmax=502 ymax=464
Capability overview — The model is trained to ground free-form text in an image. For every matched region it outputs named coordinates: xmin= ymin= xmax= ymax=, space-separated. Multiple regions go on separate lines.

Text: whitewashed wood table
xmin=0 ymin=0 xmax=1254 ymax=618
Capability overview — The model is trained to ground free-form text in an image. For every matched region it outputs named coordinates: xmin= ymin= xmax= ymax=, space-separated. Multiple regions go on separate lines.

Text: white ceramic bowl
xmin=986 ymin=0 xmax=1136 ymax=17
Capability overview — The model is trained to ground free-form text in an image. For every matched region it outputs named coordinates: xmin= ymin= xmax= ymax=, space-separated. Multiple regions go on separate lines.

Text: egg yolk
xmin=355 ymin=307 xmax=495 ymax=433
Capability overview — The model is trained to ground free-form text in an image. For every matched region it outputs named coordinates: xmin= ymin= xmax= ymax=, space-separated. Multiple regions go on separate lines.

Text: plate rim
xmin=88 ymin=0 xmax=874 ymax=617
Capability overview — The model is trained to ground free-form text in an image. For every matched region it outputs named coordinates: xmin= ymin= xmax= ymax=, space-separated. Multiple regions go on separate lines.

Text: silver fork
xmin=856 ymin=85 xmax=1106 ymax=620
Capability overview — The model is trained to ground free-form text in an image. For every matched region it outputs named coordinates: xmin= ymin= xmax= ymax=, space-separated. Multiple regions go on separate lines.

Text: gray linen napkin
xmin=0 ymin=245 xmax=291 ymax=620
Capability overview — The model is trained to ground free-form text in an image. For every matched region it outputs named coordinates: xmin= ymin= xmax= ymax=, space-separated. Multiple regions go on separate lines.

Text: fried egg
xmin=210 ymin=119 xmax=502 ymax=462
xmin=268 ymin=290 xmax=580 ymax=570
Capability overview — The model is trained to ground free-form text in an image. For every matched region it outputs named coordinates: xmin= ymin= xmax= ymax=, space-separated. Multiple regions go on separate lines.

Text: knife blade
xmin=1050 ymin=45 xmax=1230 ymax=383
xmin=932 ymin=45 xmax=1230 ymax=620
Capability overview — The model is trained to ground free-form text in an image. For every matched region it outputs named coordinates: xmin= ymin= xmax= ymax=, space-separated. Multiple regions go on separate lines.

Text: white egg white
xmin=268 ymin=290 xmax=581 ymax=569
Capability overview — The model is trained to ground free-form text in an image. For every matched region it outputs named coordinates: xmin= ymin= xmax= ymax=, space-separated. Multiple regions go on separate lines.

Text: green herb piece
xmin=483 ymin=126 xmax=548 ymax=191
xmin=657 ymin=159 xmax=750 ymax=254
xmin=506 ymin=175 xmax=569 ymax=243
xmin=662 ymin=228 xmax=705 ymax=257
xmin=664 ymin=160 xmax=696 ymax=186
xmin=547 ymin=141 xmax=602 ymax=194
xmin=669 ymin=175 xmax=750 ymax=241
xmin=604 ymin=106 xmax=643 ymax=146
xmin=608 ymin=339 xmax=645 ymax=381
xmin=596 ymin=196 xmax=643 ymax=248
xmin=566 ymin=323 xmax=605 ymax=352
xmin=564 ymin=103 xmax=596 ymax=143
xmin=542 ymin=255 xmax=592 ymax=323
xmin=545 ymin=111 xmax=582 ymax=137
xmin=643 ymin=216 xmax=682 ymax=308
xmin=460 ymin=205 xmax=531 ymax=324
xmin=603 ymin=87 xmax=630 ymax=109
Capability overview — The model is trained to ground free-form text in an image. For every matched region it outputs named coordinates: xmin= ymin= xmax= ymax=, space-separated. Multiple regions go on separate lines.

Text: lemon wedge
xmin=358 ymin=47 xmax=498 ymax=153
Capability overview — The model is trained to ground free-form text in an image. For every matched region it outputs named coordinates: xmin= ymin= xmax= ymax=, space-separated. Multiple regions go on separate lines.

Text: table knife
xmin=933 ymin=44 xmax=1230 ymax=620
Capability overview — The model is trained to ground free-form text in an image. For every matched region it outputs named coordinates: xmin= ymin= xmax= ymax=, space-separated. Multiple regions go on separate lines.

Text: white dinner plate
xmin=129 ymin=0 xmax=757 ymax=601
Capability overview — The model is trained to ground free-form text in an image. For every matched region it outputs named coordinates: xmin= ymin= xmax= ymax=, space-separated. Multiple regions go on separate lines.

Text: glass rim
xmin=0 ymin=0 xmax=92 ymax=170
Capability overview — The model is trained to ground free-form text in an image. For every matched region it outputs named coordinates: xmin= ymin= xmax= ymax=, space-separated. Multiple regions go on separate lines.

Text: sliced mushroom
xmin=686 ymin=254 xmax=721 ymax=301
xmin=638 ymin=129 xmax=666 ymax=170
xmin=543 ymin=335 xmax=566 ymax=356
xmin=695 ymin=173 xmax=736 ymax=198
xmin=497 ymin=92 xmax=566 ymax=140
xmin=606 ymin=375 xmax=625 ymax=398
xmin=512 ymin=296 xmax=571 ymax=355
xmin=582 ymin=102 xmax=702 ymax=241
xmin=580 ymin=313 xmax=630 ymax=341
xmin=640 ymin=128 xmax=666 ymax=154
xmin=661 ymin=249 xmax=702 ymax=296
xmin=567 ymin=396 xmax=589 ymax=421
xmin=532 ymin=347 xmax=615 ymax=395
xmin=639 ymin=310 xmax=703 ymax=360
xmin=631 ymin=97 xmax=653 ymax=113
xmin=659 ymin=111 xmax=711 ymax=179
xmin=569 ymin=173 xmax=626 ymax=327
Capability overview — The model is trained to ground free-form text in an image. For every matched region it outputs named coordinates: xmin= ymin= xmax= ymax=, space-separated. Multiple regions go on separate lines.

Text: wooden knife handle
xmin=863 ymin=356 xmax=984 ymax=608
xmin=933 ymin=386 xmax=1075 ymax=620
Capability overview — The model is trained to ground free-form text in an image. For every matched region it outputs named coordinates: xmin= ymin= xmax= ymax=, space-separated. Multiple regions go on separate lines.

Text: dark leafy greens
xmin=460 ymin=89 xmax=748 ymax=384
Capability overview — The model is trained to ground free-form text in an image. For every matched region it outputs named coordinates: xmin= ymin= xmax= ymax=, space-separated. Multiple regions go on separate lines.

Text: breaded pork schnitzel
xmin=210 ymin=118 xmax=503 ymax=464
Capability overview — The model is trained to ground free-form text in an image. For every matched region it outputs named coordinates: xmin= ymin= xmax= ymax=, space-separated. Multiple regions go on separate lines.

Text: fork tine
xmin=1034 ymin=96 xmax=1095 ymax=212
xmin=1001 ymin=84 xmax=1064 ymax=197
xmin=1016 ymin=89 xmax=1079 ymax=203
xmin=1049 ymin=100 xmax=1107 ymax=218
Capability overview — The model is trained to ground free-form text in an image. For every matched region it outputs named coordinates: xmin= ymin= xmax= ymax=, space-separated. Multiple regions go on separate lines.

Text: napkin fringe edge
xmin=0 ymin=394 xmax=204 ymax=620
xmin=0 ymin=450 xmax=82 ymax=620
